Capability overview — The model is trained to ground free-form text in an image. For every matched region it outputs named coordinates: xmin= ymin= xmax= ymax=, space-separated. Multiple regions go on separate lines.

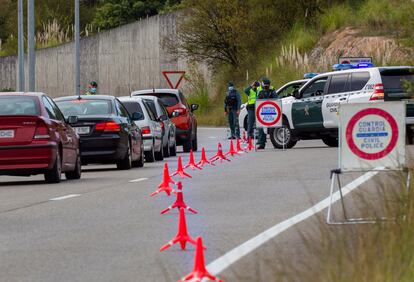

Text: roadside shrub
xmin=320 ymin=4 xmax=353 ymax=33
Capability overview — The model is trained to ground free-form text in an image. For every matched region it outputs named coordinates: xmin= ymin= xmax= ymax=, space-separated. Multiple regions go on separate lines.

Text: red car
xmin=131 ymin=89 xmax=199 ymax=152
xmin=0 ymin=92 xmax=81 ymax=183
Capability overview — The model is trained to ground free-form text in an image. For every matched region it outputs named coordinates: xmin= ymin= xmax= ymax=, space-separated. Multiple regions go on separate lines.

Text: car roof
xmin=310 ymin=66 xmax=414 ymax=80
xmin=0 ymin=92 xmax=45 ymax=97
xmin=54 ymin=95 xmax=116 ymax=101
xmin=131 ymin=89 xmax=179 ymax=96
xmin=136 ymin=95 xmax=160 ymax=102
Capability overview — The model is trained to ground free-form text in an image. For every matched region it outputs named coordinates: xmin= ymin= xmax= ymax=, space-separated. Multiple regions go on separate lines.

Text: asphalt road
xmin=0 ymin=127 xmax=368 ymax=282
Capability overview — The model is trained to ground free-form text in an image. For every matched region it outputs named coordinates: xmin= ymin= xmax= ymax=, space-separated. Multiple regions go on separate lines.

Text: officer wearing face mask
xmin=224 ymin=81 xmax=241 ymax=139
xmin=85 ymin=81 xmax=98 ymax=95
xmin=256 ymin=79 xmax=278 ymax=150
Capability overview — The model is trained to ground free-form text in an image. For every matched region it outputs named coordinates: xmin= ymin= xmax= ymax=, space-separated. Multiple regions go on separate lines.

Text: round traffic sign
xmin=345 ymin=108 xmax=399 ymax=160
xmin=255 ymin=101 xmax=282 ymax=127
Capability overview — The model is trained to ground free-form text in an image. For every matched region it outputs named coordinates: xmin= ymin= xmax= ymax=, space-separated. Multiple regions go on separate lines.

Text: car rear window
xmin=56 ymin=99 xmax=112 ymax=117
xmin=0 ymin=96 xmax=39 ymax=116
xmin=122 ymin=101 xmax=144 ymax=120
xmin=141 ymin=93 xmax=179 ymax=107
xmin=381 ymin=69 xmax=414 ymax=92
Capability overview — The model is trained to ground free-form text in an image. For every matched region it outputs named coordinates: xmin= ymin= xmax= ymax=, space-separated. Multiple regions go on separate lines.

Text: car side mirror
xmin=293 ymin=90 xmax=301 ymax=99
xmin=131 ymin=112 xmax=143 ymax=121
xmin=191 ymin=104 xmax=199 ymax=112
xmin=67 ymin=116 xmax=78 ymax=124
xmin=172 ymin=110 xmax=180 ymax=118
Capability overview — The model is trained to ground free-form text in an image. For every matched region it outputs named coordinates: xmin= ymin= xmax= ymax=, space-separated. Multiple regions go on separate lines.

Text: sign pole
xmin=27 ymin=0 xmax=35 ymax=92
xmin=74 ymin=0 xmax=81 ymax=97
xmin=17 ymin=0 xmax=24 ymax=92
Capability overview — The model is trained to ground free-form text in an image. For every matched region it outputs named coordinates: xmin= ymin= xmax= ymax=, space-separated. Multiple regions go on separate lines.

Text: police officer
xmin=244 ymin=81 xmax=260 ymax=139
xmin=256 ymin=79 xmax=277 ymax=150
xmin=85 ymin=81 xmax=98 ymax=95
xmin=224 ymin=82 xmax=241 ymax=139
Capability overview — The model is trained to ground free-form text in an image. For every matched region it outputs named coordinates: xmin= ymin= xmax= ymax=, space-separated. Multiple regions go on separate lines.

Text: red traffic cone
xmin=210 ymin=143 xmax=230 ymax=163
xmin=246 ymin=136 xmax=254 ymax=151
xmin=150 ymin=163 xmax=175 ymax=197
xmin=161 ymin=182 xmax=198 ymax=214
xmin=179 ymin=237 xmax=222 ymax=282
xmin=160 ymin=207 xmax=197 ymax=252
xmin=242 ymin=131 xmax=247 ymax=143
xmin=225 ymin=139 xmax=239 ymax=157
xmin=197 ymin=147 xmax=214 ymax=167
xmin=171 ymin=156 xmax=192 ymax=179
xmin=236 ymin=138 xmax=246 ymax=153
xmin=185 ymin=150 xmax=202 ymax=171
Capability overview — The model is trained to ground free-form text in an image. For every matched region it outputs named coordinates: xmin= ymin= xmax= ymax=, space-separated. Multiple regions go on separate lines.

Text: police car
xmin=239 ymin=79 xmax=309 ymax=131
xmin=270 ymin=66 xmax=414 ymax=149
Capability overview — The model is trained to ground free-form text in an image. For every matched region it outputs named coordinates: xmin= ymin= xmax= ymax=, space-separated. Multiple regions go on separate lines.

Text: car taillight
xmin=34 ymin=121 xmax=50 ymax=140
xmin=370 ymin=83 xmax=385 ymax=100
xmin=175 ymin=108 xmax=187 ymax=116
xmin=95 ymin=121 xmax=121 ymax=132
xmin=141 ymin=126 xmax=151 ymax=135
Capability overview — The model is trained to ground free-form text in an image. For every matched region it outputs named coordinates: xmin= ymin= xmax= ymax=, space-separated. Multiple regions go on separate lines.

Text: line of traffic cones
xmin=149 ymin=135 xmax=258 ymax=281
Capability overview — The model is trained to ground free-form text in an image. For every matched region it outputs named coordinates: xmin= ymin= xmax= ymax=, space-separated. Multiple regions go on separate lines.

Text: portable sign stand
xmin=327 ymin=102 xmax=409 ymax=225
xmin=255 ymin=99 xmax=283 ymax=151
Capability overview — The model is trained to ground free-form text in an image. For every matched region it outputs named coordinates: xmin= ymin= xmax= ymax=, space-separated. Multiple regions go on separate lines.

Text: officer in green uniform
xmin=256 ymin=79 xmax=278 ymax=149
xmin=84 ymin=81 xmax=98 ymax=95
xmin=244 ymin=81 xmax=260 ymax=138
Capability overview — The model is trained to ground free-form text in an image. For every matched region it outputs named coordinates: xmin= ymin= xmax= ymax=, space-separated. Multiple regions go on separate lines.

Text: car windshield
xmin=139 ymin=93 xmax=179 ymax=107
xmin=56 ymin=99 xmax=112 ymax=117
xmin=122 ymin=101 xmax=144 ymax=120
xmin=0 ymin=96 xmax=39 ymax=116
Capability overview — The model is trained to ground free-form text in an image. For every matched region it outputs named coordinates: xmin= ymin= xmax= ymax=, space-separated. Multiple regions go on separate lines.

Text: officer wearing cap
xmin=244 ymin=80 xmax=260 ymax=139
xmin=256 ymin=78 xmax=278 ymax=150
xmin=85 ymin=81 xmax=98 ymax=95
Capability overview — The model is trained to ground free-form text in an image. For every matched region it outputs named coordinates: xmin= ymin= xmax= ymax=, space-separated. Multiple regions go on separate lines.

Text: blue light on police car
xmin=332 ymin=63 xmax=375 ymax=71
xmin=304 ymin=73 xmax=319 ymax=79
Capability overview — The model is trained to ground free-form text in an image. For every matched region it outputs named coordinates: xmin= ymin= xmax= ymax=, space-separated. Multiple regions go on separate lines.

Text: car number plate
xmin=0 ymin=130 xmax=14 ymax=138
xmin=75 ymin=126 xmax=90 ymax=135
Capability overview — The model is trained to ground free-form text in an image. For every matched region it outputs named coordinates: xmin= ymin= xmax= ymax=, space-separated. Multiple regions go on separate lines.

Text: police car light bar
xmin=332 ymin=63 xmax=375 ymax=71
xmin=304 ymin=73 xmax=319 ymax=79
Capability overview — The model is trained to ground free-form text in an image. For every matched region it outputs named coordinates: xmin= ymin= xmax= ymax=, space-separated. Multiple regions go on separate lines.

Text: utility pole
xmin=17 ymin=0 xmax=24 ymax=92
xmin=74 ymin=0 xmax=80 ymax=97
xmin=27 ymin=0 xmax=35 ymax=92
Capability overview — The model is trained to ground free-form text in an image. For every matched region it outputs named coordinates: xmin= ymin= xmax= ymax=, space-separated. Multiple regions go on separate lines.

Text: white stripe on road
xmin=207 ymin=170 xmax=379 ymax=275
xmin=208 ymin=136 xmax=217 ymax=139
xmin=49 ymin=194 xmax=81 ymax=201
xmin=129 ymin=177 xmax=148 ymax=183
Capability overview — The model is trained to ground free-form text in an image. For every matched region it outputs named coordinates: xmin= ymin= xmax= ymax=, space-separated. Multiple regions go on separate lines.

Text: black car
xmin=55 ymin=95 xmax=144 ymax=170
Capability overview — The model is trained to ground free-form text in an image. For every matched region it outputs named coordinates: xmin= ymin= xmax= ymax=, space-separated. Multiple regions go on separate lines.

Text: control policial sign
xmin=256 ymin=101 xmax=281 ymax=127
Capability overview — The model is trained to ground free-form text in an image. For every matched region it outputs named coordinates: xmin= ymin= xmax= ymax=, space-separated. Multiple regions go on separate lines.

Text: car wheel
xmin=45 ymin=151 xmax=62 ymax=183
xmin=163 ymin=137 xmax=170 ymax=158
xmin=191 ymin=131 xmax=198 ymax=152
xmin=155 ymin=140 xmax=164 ymax=161
xmin=65 ymin=151 xmax=82 ymax=180
xmin=144 ymin=140 xmax=156 ymax=163
xmin=170 ymin=139 xmax=177 ymax=156
xmin=269 ymin=126 xmax=297 ymax=149
xmin=183 ymin=139 xmax=192 ymax=153
xmin=117 ymin=142 xmax=132 ymax=170
xmin=322 ymin=136 xmax=339 ymax=147
xmin=133 ymin=145 xmax=145 ymax=168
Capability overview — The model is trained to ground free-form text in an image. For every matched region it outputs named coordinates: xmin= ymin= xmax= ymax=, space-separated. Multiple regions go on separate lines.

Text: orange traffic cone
xmin=178 ymin=237 xmax=222 ymax=282
xmin=210 ymin=143 xmax=230 ymax=163
xmin=161 ymin=182 xmax=198 ymax=214
xmin=246 ymin=137 xmax=254 ymax=151
xmin=150 ymin=163 xmax=175 ymax=197
xmin=185 ymin=150 xmax=202 ymax=171
xmin=171 ymin=156 xmax=192 ymax=179
xmin=225 ymin=139 xmax=239 ymax=157
xmin=197 ymin=147 xmax=214 ymax=167
xmin=236 ymin=138 xmax=246 ymax=153
xmin=160 ymin=207 xmax=197 ymax=252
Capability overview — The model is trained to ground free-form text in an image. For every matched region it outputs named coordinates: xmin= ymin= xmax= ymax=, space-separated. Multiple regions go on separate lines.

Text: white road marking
xmin=49 ymin=194 xmax=81 ymax=201
xmin=129 ymin=177 xmax=148 ymax=183
xmin=208 ymin=136 xmax=217 ymax=139
xmin=206 ymin=170 xmax=379 ymax=275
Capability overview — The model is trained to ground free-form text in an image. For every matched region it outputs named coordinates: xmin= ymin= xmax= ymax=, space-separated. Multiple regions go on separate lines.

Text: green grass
xmin=320 ymin=4 xmax=352 ymax=33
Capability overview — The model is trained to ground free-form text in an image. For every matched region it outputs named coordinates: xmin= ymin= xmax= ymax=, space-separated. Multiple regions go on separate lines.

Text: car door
xmin=143 ymin=99 xmax=163 ymax=149
xmin=322 ymin=73 xmax=350 ymax=128
xmin=116 ymin=99 xmax=139 ymax=157
xmin=42 ymin=96 xmax=76 ymax=169
xmin=291 ymin=77 xmax=328 ymax=130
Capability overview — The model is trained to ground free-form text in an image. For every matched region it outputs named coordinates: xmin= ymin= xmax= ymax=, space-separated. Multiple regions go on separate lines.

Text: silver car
xmin=139 ymin=96 xmax=177 ymax=157
xmin=119 ymin=97 xmax=163 ymax=162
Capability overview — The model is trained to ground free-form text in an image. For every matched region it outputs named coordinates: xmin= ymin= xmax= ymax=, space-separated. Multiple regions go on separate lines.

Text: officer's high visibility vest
xmin=257 ymin=85 xmax=274 ymax=93
xmin=248 ymin=88 xmax=258 ymax=105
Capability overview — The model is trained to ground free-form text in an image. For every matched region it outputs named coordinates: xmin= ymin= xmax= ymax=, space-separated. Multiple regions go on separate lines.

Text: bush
xmin=320 ymin=4 xmax=353 ymax=33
